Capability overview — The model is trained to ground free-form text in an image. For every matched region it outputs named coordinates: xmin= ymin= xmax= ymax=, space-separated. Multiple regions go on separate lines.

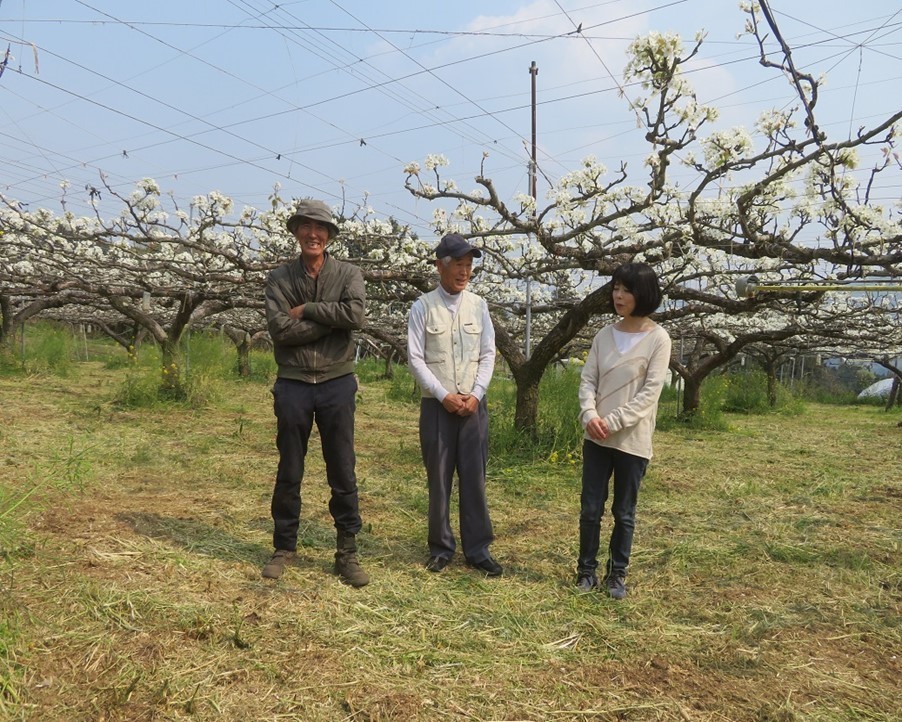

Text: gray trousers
xmin=419 ymin=397 xmax=494 ymax=562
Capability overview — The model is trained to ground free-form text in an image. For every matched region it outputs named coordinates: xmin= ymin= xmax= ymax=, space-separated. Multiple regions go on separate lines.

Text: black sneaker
xmin=605 ymin=572 xmax=627 ymax=600
xmin=466 ymin=556 xmax=503 ymax=577
xmin=575 ymin=572 xmax=598 ymax=592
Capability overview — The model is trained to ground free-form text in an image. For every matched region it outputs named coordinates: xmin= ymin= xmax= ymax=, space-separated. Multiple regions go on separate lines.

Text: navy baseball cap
xmin=434 ymin=233 xmax=482 ymax=259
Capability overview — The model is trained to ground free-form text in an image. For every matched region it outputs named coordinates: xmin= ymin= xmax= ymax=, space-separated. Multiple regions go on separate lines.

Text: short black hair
xmin=610 ymin=262 xmax=662 ymax=317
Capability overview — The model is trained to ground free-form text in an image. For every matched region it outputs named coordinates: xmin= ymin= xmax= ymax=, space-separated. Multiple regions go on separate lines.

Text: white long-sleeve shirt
xmin=407 ymin=285 xmax=496 ymax=401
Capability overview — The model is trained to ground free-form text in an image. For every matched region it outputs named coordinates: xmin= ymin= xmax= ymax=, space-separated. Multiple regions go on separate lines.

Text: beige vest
xmin=421 ymin=288 xmax=484 ymax=396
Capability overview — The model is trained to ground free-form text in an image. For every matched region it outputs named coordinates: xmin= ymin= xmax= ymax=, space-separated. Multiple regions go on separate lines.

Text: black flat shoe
xmin=466 ymin=556 xmax=503 ymax=577
xmin=426 ymin=555 xmax=450 ymax=572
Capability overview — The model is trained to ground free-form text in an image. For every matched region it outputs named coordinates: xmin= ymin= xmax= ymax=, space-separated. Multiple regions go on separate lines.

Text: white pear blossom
xmin=423 ymin=154 xmax=448 ymax=172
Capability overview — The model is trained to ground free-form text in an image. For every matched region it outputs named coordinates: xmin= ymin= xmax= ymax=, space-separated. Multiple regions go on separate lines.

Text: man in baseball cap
xmin=406 ymin=233 xmax=502 ymax=577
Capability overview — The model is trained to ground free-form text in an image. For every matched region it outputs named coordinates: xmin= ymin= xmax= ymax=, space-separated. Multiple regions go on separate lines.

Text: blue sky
xmin=1 ymin=1 xmax=900 ymax=237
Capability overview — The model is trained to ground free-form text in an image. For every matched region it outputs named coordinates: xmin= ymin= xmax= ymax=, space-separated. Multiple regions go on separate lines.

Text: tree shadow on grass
xmin=117 ymin=511 xmax=335 ymax=569
xmin=118 ymin=511 xmax=268 ymax=564
xmin=117 ymin=510 xmax=552 ymax=582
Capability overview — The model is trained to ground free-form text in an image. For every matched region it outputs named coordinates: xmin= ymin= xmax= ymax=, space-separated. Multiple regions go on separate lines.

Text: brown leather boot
xmin=334 ymin=531 xmax=369 ymax=587
xmin=262 ymin=549 xmax=295 ymax=579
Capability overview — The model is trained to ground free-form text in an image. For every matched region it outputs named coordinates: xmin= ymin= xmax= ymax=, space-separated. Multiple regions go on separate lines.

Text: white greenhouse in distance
xmin=857 ymin=378 xmax=896 ymax=400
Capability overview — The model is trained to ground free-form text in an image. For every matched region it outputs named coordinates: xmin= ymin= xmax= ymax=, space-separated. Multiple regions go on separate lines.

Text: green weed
xmin=111 ymin=343 xmax=222 ymax=409
xmin=0 ymin=610 xmax=22 ymax=715
xmin=718 ymin=369 xmax=806 ymax=415
xmin=112 ymin=366 xmax=164 ymax=408
xmin=0 ymin=344 xmax=22 ymax=376
xmin=385 ymin=363 xmax=421 ymax=405
xmin=246 ymin=349 xmax=277 ymax=383
xmin=4 ymin=322 xmax=77 ymax=377
xmin=489 ymin=367 xmax=584 ymax=461
xmin=721 ymin=370 xmax=772 ymax=413
xmin=355 ymin=356 xmax=396 ymax=383
xmin=49 ymin=436 xmax=95 ymax=493
xmin=181 ymin=331 xmax=234 ymax=378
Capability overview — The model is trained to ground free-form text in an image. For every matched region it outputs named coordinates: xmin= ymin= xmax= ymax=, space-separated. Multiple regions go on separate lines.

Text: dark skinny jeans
xmin=578 ymin=440 xmax=648 ymax=578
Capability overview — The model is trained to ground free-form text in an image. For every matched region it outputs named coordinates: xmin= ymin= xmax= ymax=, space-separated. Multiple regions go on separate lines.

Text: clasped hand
xmin=442 ymin=393 xmax=478 ymax=417
xmin=586 ymin=417 xmax=610 ymax=441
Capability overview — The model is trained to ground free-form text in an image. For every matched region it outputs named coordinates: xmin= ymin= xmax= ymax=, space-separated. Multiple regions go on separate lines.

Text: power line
xmin=2 ymin=1 xmax=898 ymax=223
xmin=231 ymin=0 xmax=522 ymax=166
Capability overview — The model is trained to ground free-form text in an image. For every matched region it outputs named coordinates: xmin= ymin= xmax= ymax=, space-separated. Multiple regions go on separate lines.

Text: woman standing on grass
xmin=576 ymin=263 xmax=672 ymax=599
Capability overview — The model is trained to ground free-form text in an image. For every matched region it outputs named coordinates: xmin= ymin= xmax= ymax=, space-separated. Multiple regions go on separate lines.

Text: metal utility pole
xmin=530 ymin=61 xmax=538 ymax=199
xmin=525 ymin=60 xmax=538 ymax=358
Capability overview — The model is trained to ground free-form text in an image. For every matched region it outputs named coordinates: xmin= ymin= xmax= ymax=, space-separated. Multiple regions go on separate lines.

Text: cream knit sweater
xmin=578 ymin=323 xmax=672 ymax=460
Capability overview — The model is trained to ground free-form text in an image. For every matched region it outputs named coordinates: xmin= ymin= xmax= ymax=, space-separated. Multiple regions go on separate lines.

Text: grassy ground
xmin=0 ymin=361 xmax=899 ymax=721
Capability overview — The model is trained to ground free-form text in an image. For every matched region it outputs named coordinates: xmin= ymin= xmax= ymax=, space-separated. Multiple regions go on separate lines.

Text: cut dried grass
xmin=0 ymin=361 xmax=899 ymax=721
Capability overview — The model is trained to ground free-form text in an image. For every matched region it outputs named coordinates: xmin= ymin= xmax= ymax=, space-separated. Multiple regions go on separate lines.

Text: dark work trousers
xmin=270 ymin=374 xmax=361 ymax=551
xmin=419 ymin=396 xmax=494 ymax=563
xmin=578 ymin=440 xmax=648 ymax=578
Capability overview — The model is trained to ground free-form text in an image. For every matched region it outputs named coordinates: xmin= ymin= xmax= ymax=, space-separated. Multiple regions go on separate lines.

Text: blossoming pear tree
xmin=401 ymin=7 xmax=900 ymax=426
xmin=0 ymin=4 xmax=898 ymax=426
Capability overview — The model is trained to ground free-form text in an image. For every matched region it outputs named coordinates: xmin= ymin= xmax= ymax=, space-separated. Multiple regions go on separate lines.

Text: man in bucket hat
xmin=262 ymin=199 xmax=369 ymax=587
xmin=406 ymin=233 xmax=502 ymax=577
